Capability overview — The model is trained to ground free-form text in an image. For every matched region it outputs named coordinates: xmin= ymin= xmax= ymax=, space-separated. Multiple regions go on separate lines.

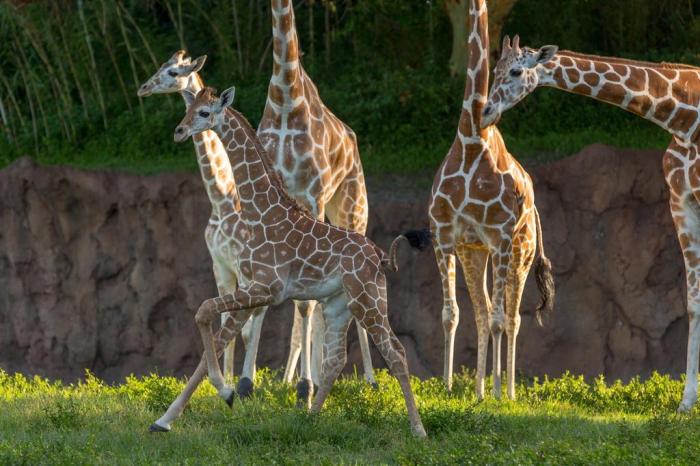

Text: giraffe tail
xmin=533 ymin=207 xmax=555 ymax=326
xmin=385 ymin=229 xmax=433 ymax=272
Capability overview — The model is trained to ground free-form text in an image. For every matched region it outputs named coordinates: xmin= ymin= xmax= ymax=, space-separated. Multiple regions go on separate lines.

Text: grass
xmin=1 ymin=368 xmax=698 ymax=465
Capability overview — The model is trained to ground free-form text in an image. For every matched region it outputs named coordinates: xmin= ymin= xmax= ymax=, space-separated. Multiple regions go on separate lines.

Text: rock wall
xmin=0 ymin=144 xmax=688 ymax=383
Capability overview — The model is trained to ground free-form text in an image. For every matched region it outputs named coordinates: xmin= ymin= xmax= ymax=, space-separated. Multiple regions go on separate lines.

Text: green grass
xmin=1 ymin=368 xmax=698 ymax=465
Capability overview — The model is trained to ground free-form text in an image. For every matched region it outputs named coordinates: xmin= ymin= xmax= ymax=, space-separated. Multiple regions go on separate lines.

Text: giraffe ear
xmin=189 ymin=55 xmax=207 ymax=73
xmin=216 ymin=86 xmax=236 ymax=111
xmin=183 ymin=89 xmax=196 ymax=107
xmin=536 ymin=45 xmax=558 ymax=64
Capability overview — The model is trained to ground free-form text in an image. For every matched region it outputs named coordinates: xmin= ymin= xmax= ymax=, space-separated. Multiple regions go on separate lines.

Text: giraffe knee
xmin=506 ymin=314 xmax=521 ymax=335
xmin=195 ymin=300 xmax=217 ymax=326
xmin=490 ymin=312 xmax=505 ymax=334
xmin=441 ymin=301 xmax=459 ymax=334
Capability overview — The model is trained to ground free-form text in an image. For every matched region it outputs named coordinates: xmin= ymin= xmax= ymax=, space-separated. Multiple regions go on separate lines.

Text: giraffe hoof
xmin=296 ymin=378 xmax=312 ymax=408
xmin=148 ymin=423 xmax=170 ymax=433
xmin=236 ymin=377 xmax=254 ymax=400
xmin=371 ymin=382 xmax=379 ymax=390
xmin=225 ymin=391 xmax=236 ymax=408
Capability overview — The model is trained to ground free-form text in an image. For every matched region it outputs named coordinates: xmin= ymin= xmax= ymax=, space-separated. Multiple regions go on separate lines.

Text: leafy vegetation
xmin=1 ymin=368 xmax=699 ymax=464
xmin=0 ymin=1 xmax=697 ymax=175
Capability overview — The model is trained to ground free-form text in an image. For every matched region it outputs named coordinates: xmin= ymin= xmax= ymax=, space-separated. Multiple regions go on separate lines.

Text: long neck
xmin=458 ymin=0 xmax=489 ymax=140
xmin=270 ymin=0 xmax=304 ymax=111
xmin=216 ymin=109 xmax=296 ymax=216
xmin=183 ymin=74 xmax=239 ymax=214
xmin=539 ymin=51 xmax=700 ymax=141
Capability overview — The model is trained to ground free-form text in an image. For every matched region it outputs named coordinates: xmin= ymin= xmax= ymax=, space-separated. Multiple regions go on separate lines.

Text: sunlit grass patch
xmin=0 ymin=368 xmax=698 ymax=465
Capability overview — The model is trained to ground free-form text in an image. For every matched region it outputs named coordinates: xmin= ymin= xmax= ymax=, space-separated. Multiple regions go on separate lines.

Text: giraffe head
xmin=137 ymin=50 xmax=207 ymax=97
xmin=174 ymin=86 xmax=235 ymax=142
xmin=481 ymin=36 xmax=558 ymax=127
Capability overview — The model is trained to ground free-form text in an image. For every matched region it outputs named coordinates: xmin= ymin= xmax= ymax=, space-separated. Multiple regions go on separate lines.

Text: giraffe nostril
xmin=175 ymin=127 xmax=184 ymax=134
xmin=484 ymin=106 xmax=492 ymax=116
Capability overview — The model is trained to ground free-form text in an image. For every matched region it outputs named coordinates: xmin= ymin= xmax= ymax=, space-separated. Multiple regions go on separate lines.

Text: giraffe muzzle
xmin=174 ymin=126 xmax=189 ymax=143
xmin=137 ymin=83 xmax=152 ymax=97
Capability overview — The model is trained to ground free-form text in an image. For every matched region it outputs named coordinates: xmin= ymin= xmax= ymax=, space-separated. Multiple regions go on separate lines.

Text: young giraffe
xmin=429 ymin=0 xmax=554 ymax=400
xmin=482 ymin=37 xmax=700 ymax=411
xmin=244 ymin=0 xmax=376 ymax=389
xmin=172 ymin=86 xmax=426 ymax=437
xmin=137 ymin=50 xmax=277 ymax=400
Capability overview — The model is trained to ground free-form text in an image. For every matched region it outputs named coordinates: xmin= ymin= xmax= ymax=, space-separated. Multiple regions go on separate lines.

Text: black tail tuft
xmin=534 ymin=256 xmax=555 ymax=326
xmin=402 ymin=229 xmax=433 ymax=251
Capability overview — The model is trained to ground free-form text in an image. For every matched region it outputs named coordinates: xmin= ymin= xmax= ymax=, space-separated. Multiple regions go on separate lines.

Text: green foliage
xmin=0 ymin=368 xmax=700 ymax=464
xmin=0 ymin=1 xmax=697 ymax=176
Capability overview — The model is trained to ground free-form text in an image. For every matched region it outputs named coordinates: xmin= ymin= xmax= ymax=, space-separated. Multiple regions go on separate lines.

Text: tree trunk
xmin=444 ymin=0 xmax=518 ymax=76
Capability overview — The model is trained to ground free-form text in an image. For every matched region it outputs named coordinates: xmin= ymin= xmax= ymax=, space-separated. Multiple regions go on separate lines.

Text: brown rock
xmin=0 ymin=145 xmax=689 ymax=383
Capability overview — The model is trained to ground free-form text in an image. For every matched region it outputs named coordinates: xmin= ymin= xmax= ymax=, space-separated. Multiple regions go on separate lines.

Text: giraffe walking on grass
xmin=166 ymin=86 xmax=426 ymax=437
xmin=428 ymin=0 xmax=554 ymax=400
xmin=482 ymin=34 xmax=700 ymax=411
xmin=240 ymin=0 xmax=377 ymax=392
xmin=138 ymin=51 xmax=269 ymax=400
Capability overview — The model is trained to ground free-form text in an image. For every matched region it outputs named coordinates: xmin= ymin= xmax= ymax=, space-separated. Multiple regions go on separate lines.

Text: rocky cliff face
xmin=0 ymin=144 xmax=687 ymax=383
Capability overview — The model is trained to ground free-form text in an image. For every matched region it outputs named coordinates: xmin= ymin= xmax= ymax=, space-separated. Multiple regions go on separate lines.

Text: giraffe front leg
xmin=435 ymin=247 xmax=459 ymax=392
xmin=212 ymin=264 xmax=237 ymax=381
xmin=489 ymin=247 xmax=510 ymax=400
xmin=283 ymin=305 xmax=303 ymax=383
xmin=505 ymin=249 xmax=532 ymax=401
xmin=669 ymin=188 xmax=700 ymax=412
xmin=294 ymin=300 xmax=316 ymax=408
xmin=238 ymin=307 xmax=267 ymax=399
xmin=457 ymin=248 xmax=491 ymax=400
xmin=150 ymin=308 xmax=250 ymax=432
xmin=195 ymin=286 xmax=273 ymax=405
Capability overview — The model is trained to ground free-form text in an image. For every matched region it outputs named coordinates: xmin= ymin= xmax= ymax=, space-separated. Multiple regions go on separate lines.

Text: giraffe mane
xmin=223 ymin=107 xmax=313 ymax=218
xmin=558 ymin=50 xmax=700 ymax=72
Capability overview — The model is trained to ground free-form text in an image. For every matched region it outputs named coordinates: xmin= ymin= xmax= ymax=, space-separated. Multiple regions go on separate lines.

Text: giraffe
xmin=482 ymin=36 xmax=700 ymax=412
xmin=428 ymin=0 xmax=554 ymax=400
xmin=169 ymin=86 xmax=426 ymax=437
xmin=137 ymin=50 xmax=274 ymax=399
xmin=240 ymin=0 xmax=377 ymax=390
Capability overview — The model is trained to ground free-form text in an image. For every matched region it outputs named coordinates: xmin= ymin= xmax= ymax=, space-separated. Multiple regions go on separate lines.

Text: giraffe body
xmin=137 ymin=51 xmax=267 ymax=400
xmin=483 ymin=38 xmax=700 ymax=411
xmin=238 ymin=0 xmax=375 ymax=389
xmin=430 ymin=0 xmax=554 ymax=399
xmin=171 ymin=87 xmax=425 ymax=437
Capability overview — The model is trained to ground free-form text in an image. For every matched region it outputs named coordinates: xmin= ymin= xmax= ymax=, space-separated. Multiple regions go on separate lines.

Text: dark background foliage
xmin=0 ymin=0 xmax=698 ymax=174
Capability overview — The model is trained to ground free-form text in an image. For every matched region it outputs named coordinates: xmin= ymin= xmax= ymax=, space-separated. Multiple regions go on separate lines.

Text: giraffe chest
xmin=205 ymin=214 xmax=247 ymax=276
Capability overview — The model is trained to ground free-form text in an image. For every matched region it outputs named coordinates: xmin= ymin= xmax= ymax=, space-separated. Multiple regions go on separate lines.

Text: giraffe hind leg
xmin=341 ymin=270 xmax=426 ymax=438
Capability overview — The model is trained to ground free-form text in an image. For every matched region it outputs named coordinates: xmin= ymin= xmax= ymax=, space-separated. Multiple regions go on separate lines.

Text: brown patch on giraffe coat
xmin=594 ymin=62 xmax=610 ymax=74
xmin=583 ymin=73 xmax=600 ymax=87
xmin=603 ymin=72 xmax=622 ymax=83
xmin=268 ymin=84 xmax=284 ymax=106
xmin=558 ymin=56 xmax=574 ymax=68
xmin=566 ymin=68 xmax=581 ymax=83
xmin=668 ymin=107 xmax=697 ymax=133
xmin=654 ymin=98 xmax=676 ymax=122
xmin=596 ymin=84 xmax=627 ymax=105
xmin=648 ymin=72 xmax=671 ymax=99
xmin=571 ymin=84 xmax=591 ymax=95
xmin=624 ymin=67 xmax=647 ymax=93
xmin=627 ymin=95 xmax=653 ymax=116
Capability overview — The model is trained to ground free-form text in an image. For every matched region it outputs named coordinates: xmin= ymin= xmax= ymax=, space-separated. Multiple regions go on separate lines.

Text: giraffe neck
xmin=458 ymin=0 xmax=489 ymax=142
xmin=269 ymin=0 xmax=304 ymax=112
xmin=183 ymin=73 xmax=239 ymax=215
xmin=215 ymin=109 xmax=298 ymax=219
xmin=539 ymin=51 xmax=700 ymax=141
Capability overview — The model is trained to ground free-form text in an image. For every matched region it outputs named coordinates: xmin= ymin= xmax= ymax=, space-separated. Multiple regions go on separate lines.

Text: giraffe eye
xmin=510 ymin=69 xmax=523 ymax=77
xmin=168 ymin=70 xmax=179 ymax=77
xmin=199 ymin=111 xmax=210 ymax=118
